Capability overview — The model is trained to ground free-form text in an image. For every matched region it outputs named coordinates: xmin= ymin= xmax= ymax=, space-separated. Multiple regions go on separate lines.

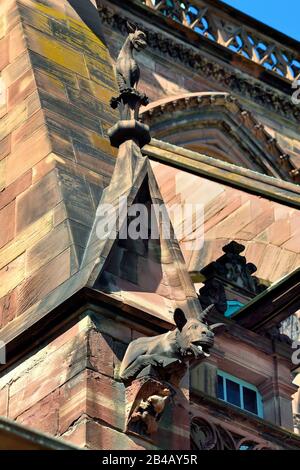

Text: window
xmin=217 ymin=371 xmax=263 ymax=418
xmin=224 ymin=300 xmax=244 ymax=317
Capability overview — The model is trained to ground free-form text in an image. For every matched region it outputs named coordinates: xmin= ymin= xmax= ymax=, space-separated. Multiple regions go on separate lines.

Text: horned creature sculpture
xmin=121 ymin=306 xmax=225 ymax=436
xmin=120 ymin=305 xmax=225 ymax=384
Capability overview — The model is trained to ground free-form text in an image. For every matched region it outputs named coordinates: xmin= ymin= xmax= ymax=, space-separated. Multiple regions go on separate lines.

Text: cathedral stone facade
xmin=0 ymin=0 xmax=299 ymax=450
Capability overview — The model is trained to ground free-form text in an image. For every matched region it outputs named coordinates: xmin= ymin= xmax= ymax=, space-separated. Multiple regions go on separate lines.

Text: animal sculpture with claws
xmin=115 ymin=22 xmax=147 ymax=93
xmin=120 ymin=305 xmax=225 ymax=382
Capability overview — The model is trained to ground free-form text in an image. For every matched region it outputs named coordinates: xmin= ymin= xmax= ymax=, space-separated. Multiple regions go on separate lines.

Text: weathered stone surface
xmin=0 ymin=253 xmax=25 ymax=299
xmin=8 ymin=69 xmax=36 ymax=108
xmin=34 ymin=69 xmax=68 ymax=102
xmin=7 ymin=320 xmax=90 ymax=418
xmin=87 ymin=329 xmax=114 ymax=377
xmin=0 ymin=90 xmax=39 ymax=143
xmin=1 ymin=51 xmax=32 ymax=87
xmin=16 ymin=170 xmax=61 ymax=233
xmin=86 ymin=311 xmax=132 ymax=344
xmin=11 ymin=109 xmax=45 ymax=149
xmin=0 ymin=0 xmax=118 ymax=317
xmin=0 ymin=201 xmax=15 ymax=249
xmin=0 ymin=289 xmax=17 ymax=328
xmin=16 ymin=248 xmax=71 ymax=315
xmin=8 ymin=22 xmax=27 ymax=62
xmin=0 ymin=36 xmax=9 ymax=70
xmin=0 ymin=211 xmax=53 ymax=271
xmin=16 ymin=390 xmax=60 ymax=436
xmin=25 ymin=26 xmax=89 ymax=78
xmin=6 ymin=127 xmax=51 ymax=185
xmin=0 ymin=387 xmax=9 ymax=417
xmin=61 ymin=416 xmax=157 ymax=449
xmin=25 ymin=221 xmax=70 ymax=275
xmin=0 ymin=135 xmax=11 ymax=161
xmin=59 ymin=369 xmax=125 ymax=434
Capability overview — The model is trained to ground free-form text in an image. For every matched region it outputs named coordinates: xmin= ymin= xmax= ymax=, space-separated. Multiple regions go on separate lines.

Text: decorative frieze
xmin=191 ymin=417 xmax=274 ymax=450
xmin=142 ymin=0 xmax=300 ymax=82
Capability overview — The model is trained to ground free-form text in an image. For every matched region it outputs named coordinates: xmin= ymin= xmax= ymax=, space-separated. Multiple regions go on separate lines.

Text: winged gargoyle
xmin=110 ymin=22 xmax=149 ymax=113
xmin=108 ymin=22 xmax=150 ymax=147
xmin=115 ymin=22 xmax=147 ymax=93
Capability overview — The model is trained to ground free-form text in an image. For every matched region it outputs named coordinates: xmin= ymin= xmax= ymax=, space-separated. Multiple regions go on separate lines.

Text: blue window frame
xmin=217 ymin=370 xmax=263 ymax=418
xmin=224 ymin=300 xmax=244 ymax=317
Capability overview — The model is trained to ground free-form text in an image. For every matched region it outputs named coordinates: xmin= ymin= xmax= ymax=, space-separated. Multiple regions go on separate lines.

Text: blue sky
xmin=222 ymin=0 xmax=300 ymax=41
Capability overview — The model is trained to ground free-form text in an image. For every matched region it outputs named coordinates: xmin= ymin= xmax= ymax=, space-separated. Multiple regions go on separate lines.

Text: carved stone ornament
xmin=119 ymin=306 xmax=225 ymax=437
xmin=108 ymin=22 xmax=151 ymax=148
xmin=97 ymin=2 xmax=300 ymax=130
xmin=199 ymin=279 xmax=227 ymax=315
xmin=124 ymin=375 xmax=172 ymax=437
xmin=141 ymin=1 xmax=300 ymax=82
xmin=294 ymin=413 xmax=300 ymax=433
xmin=263 ymin=324 xmax=293 ymax=344
xmin=199 ymin=241 xmax=267 ymax=313
xmin=141 ymin=93 xmax=298 ymax=182
xmin=191 ymin=417 xmax=273 ymax=450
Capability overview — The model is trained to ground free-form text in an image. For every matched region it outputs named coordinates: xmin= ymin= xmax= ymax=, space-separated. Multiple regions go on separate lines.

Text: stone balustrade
xmin=142 ymin=0 xmax=300 ymax=82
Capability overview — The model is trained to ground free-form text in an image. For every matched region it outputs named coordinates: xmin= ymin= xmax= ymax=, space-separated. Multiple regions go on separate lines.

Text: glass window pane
xmin=217 ymin=375 xmax=224 ymax=400
xmin=224 ymin=300 xmax=244 ymax=318
xmin=243 ymin=387 xmax=258 ymax=415
xmin=226 ymin=379 xmax=241 ymax=407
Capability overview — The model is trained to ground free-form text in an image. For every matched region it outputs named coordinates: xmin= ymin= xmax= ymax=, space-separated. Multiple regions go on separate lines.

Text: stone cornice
xmin=143 ymin=139 xmax=300 ymax=209
xmin=0 ymin=417 xmax=79 ymax=450
xmin=97 ymin=0 xmax=300 ymax=126
xmin=234 ymin=268 xmax=300 ymax=333
xmin=0 ymin=286 xmax=286 ymax=379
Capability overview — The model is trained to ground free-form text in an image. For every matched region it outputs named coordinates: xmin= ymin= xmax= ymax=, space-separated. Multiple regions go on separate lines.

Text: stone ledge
xmin=143 ymin=139 xmax=300 ymax=209
xmin=0 ymin=416 xmax=80 ymax=450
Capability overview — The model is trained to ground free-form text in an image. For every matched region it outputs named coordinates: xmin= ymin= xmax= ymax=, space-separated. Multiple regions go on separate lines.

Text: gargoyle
xmin=115 ymin=22 xmax=147 ymax=93
xmin=119 ymin=305 xmax=225 ymax=384
xmin=109 ymin=22 xmax=150 ymax=146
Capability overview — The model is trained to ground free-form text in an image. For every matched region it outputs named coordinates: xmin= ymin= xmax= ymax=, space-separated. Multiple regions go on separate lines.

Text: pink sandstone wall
xmin=0 ymin=0 xmax=118 ymax=330
xmin=152 ymin=162 xmax=300 ymax=285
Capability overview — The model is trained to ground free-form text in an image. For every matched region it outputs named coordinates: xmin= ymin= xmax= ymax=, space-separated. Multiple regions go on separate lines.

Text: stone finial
xmin=108 ymin=22 xmax=151 ymax=148
xmin=199 ymin=241 xmax=267 ymax=313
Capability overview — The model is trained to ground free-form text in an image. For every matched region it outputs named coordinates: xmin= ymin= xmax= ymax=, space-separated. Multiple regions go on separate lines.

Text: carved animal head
xmin=127 ymin=22 xmax=147 ymax=51
xmin=174 ymin=305 xmax=226 ymax=360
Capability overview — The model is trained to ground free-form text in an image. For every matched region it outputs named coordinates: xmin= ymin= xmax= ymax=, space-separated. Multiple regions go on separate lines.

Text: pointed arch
xmin=141 ymin=92 xmax=298 ymax=182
